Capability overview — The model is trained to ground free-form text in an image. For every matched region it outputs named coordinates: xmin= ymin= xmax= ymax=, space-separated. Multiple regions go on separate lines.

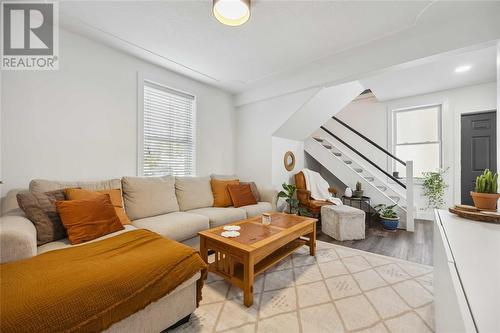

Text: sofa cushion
xmin=241 ymin=202 xmax=273 ymax=218
xmin=56 ymin=194 xmax=124 ymax=245
xmin=227 ymin=184 xmax=257 ymax=208
xmin=37 ymin=225 xmax=137 ymax=254
xmin=187 ymin=207 xmax=246 ymax=228
xmin=211 ymin=179 xmax=239 ymax=207
xmin=65 ymin=188 xmax=131 ymax=225
xmin=241 ymin=182 xmax=261 ymax=202
xmin=16 ymin=189 xmax=67 ymax=245
xmin=122 ymin=176 xmax=179 ymax=220
xmin=132 ymin=212 xmax=209 ymax=242
xmin=175 ymin=177 xmax=214 ymax=211
xmin=30 ymin=179 xmax=121 ymax=193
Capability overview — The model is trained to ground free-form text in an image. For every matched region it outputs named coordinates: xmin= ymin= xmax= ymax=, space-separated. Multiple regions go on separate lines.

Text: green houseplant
xmin=354 ymin=181 xmax=363 ymax=198
xmin=470 ymin=169 xmax=499 ymax=210
xmin=277 ymin=183 xmax=311 ymax=216
xmin=421 ymin=168 xmax=447 ymax=209
xmin=373 ymin=204 xmax=399 ymax=230
xmin=277 ymin=183 xmax=300 ymax=214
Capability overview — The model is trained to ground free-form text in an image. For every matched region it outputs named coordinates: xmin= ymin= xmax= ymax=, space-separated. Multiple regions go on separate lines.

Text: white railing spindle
xmin=406 ymin=160 xmax=414 ymax=232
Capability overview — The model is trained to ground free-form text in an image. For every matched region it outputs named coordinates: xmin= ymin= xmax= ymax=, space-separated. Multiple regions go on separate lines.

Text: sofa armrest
xmin=0 ymin=215 xmax=37 ymax=263
xmin=258 ymin=188 xmax=278 ymax=211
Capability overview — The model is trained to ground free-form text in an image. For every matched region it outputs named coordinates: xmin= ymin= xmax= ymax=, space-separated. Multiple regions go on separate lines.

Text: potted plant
xmin=470 ymin=169 xmax=499 ymax=210
xmin=421 ymin=168 xmax=448 ymax=209
xmin=373 ymin=204 xmax=399 ymax=230
xmin=277 ymin=183 xmax=300 ymax=214
xmin=354 ymin=181 xmax=363 ymax=198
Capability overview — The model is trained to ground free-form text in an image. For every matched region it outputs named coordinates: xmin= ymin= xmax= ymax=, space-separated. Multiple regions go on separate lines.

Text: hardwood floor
xmin=317 ymin=219 xmax=434 ymax=266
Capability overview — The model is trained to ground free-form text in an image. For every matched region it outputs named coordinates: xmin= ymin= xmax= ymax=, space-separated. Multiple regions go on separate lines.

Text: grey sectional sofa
xmin=0 ymin=175 xmax=277 ymax=332
xmin=1 ymin=176 xmax=277 ymax=262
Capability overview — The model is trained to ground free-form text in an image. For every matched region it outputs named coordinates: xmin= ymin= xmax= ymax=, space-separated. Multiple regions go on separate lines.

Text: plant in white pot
xmin=470 ymin=169 xmax=499 ymax=211
xmin=373 ymin=204 xmax=399 ymax=230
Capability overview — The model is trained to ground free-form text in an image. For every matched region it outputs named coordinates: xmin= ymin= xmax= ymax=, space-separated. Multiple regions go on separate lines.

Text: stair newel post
xmin=405 ymin=160 xmax=414 ymax=232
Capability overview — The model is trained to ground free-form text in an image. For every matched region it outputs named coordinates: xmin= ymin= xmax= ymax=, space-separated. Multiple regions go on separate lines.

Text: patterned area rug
xmin=172 ymin=241 xmax=434 ymax=333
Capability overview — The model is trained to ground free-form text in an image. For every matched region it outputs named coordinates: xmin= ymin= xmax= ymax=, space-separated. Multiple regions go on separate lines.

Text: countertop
xmin=437 ymin=210 xmax=500 ymax=333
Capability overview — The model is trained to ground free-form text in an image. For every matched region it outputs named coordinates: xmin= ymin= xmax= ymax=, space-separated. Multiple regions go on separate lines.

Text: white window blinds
xmin=142 ymin=80 xmax=195 ymax=176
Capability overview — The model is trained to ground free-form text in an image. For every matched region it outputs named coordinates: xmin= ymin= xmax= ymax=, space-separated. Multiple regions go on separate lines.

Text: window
xmin=140 ymin=80 xmax=196 ymax=176
xmin=393 ymin=105 xmax=441 ymax=178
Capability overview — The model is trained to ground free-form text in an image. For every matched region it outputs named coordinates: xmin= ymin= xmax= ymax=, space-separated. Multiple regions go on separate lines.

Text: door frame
xmin=458 ymin=109 xmax=497 ymax=204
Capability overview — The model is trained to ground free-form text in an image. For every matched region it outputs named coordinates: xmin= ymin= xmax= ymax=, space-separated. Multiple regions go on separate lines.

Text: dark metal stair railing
xmin=332 ymin=116 xmax=406 ymax=166
xmin=319 ymin=125 xmax=406 ymax=189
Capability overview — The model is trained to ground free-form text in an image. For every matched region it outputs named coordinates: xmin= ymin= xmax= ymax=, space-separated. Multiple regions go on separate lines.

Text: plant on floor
xmin=373 ymin=204 xmax=399 ymax=230
xmin=470 ymin=169 xmax=500 ymax=210
xmin=373 ymin=204 xmax=398 ymax=219
xmin=421 ymin=168 xmax=448 ymax=209
xmin=277 ymin=183 xmax=299 ymax=214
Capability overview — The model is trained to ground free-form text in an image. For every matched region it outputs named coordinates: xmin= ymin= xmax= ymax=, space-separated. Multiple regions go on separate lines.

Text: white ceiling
xmin=361 ymin=46 xmax=497 ymax=101
xmin=59 ymin=1 xmax=500 ymax=97
xmin=60 ymin=0 xmax=434 ymax=93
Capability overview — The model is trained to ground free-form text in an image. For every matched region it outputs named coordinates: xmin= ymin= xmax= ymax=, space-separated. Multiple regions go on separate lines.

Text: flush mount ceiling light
xmin=455 ymin=65 xmax=472 ymax=73
xmin=213 ymin=0 xmax=251 ymax=26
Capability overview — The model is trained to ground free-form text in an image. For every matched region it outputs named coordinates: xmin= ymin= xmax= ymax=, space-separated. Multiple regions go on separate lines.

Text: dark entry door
xmin=461 ymin=111 xmax=497 ymax=205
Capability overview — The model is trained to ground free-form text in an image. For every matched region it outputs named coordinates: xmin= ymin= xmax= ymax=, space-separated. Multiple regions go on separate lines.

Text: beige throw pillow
xmin=30 ymin=179 xmax=121 ymax=193
xmin=121 ymin=176 xmax=179 ymax=220
xmin=175 ymin=177 xmax=214 ymax=211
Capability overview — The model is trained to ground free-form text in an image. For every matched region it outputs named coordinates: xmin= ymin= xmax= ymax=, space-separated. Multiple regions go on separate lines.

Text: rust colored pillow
xmin=211 ymin=179 xmax=239 ymax=207
xmin=240 ymin=181 xmax=261 ymax=202
xmin=65 ymin=188 xmax=131 ymax=225
xmin=227 ymin=184 xmax=257 ymax=208
xmin=55 ymin=195 xmax=124 ymax=245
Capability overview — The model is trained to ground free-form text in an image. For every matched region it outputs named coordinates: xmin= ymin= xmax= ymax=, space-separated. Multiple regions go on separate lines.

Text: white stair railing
xmin=405 ymin=161 xmax=414 ymax=232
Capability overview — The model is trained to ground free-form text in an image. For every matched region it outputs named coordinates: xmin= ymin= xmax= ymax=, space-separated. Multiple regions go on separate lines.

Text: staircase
xmin=305 ymin=117 xmax=415 ymax=231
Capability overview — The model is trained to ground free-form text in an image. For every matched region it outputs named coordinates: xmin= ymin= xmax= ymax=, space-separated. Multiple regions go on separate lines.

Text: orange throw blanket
xmin=0 ymin=229 xmax=207 ymax=333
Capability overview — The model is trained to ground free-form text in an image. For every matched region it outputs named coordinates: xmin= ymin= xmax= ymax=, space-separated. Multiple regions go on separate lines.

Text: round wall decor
xmin=284 ymin=151 xmax=296 ymax=171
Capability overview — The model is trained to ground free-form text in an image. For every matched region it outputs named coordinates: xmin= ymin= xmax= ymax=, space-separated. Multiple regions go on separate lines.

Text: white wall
xmin=497 ymin=41 xmax=500 ymax=210
xmin=235 ymin=88 xmax=317 ymax=188
xmin=332 ymin=82 xmax=497 ymax=218
xmin=273 ymin=81 xmax=364 ymax=141
xmin=326 ymin=95 xmax=389 ymax=178
xmin=1 ymin=29 xmax=235 ymax=195
xmin=271 ymin=137 xmax=304 ymax=190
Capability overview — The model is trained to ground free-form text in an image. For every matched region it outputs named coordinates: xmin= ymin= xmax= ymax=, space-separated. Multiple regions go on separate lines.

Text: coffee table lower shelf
xmin=207 ymin=238 xmax=306 ymax=286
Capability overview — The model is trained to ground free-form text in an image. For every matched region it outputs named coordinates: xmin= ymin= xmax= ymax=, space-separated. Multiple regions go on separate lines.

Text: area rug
xmin=171 ymin=241 xmax=434 ymax=333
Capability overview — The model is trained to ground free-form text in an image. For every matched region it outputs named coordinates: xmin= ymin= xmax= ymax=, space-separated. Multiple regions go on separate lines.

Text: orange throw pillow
xmin=56 ymin=194 xmax=124 ymax=245
xmin=227 ymin=184 xmax=257 ymax=208
xmin=211 ymin=179 xmax=239 ymax=207
xmin=65 ymin=188 xmax=131 ymax=225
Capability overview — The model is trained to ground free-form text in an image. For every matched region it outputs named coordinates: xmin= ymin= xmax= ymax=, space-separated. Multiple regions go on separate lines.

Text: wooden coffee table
xmin=198 ymin=212 xmax=317 ymax=307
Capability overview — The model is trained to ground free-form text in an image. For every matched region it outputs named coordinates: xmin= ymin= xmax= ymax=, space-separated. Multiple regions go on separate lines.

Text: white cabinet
xmin=434 ymin=210 xmax=500 ymax=333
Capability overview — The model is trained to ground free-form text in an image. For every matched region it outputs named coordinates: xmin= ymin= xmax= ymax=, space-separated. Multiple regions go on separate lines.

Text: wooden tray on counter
xmin=449 ymin=206 xmax=500 ymax=224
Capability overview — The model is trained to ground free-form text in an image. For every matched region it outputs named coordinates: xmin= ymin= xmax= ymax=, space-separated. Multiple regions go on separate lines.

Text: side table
xmin=341 ymin=196 xmax=372 ymax=226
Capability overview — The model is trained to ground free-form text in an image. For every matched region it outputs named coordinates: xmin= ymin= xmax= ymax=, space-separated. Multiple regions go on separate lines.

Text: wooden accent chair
xmin=295 ymin=171 xmax=337 ymax=216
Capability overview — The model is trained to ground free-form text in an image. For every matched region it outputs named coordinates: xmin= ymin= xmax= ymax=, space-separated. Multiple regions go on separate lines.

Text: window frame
xmin=137 ymin=74 xmax=197 ymax=177
xmin=391 ymin=104 xmax=443 ymax=178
